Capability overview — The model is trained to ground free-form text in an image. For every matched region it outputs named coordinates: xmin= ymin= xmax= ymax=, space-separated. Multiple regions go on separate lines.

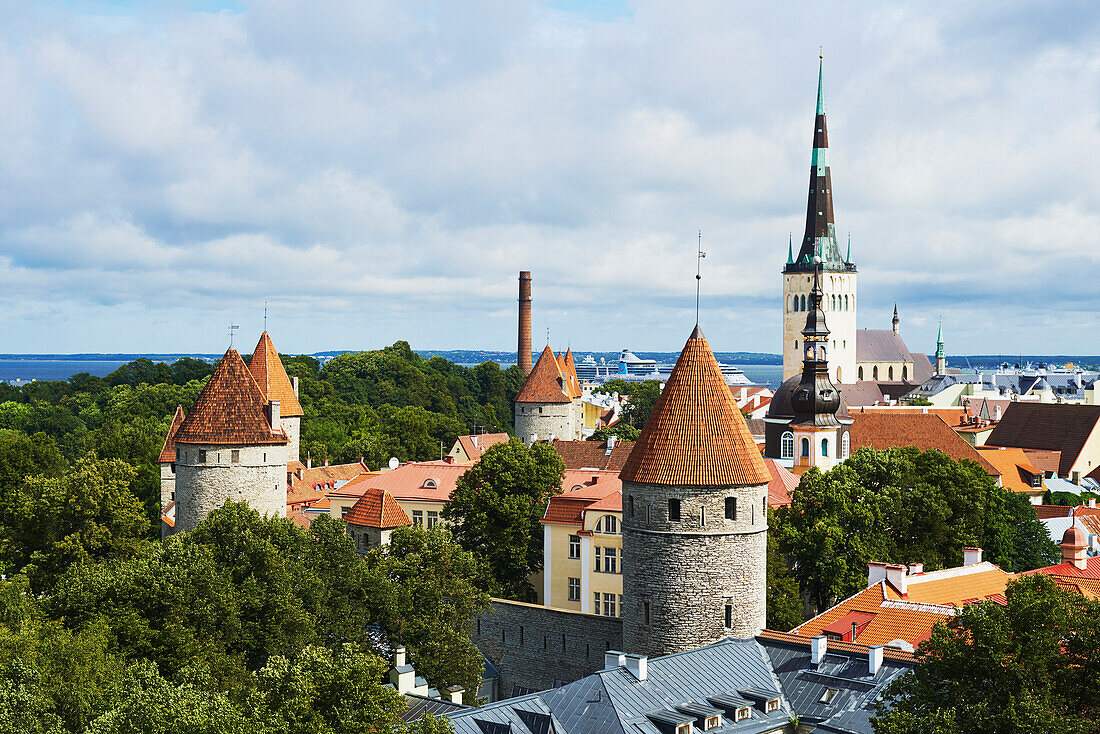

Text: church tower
xmin=935 ymin=320 xmax=946 ymax=375
xmin=621 ymin=325 xmax=771 ymax=656
xmin=783 ymin=57 xmax=857 ymax=384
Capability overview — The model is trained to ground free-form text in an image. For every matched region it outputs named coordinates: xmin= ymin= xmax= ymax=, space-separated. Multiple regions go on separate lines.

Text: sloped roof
xmin=333 ymin=462 xmax=470 ymax=503
xmin=620 ymin=326 xmax=770 ymax=487
xmin=248 ymin=331 xmax=304 ymax=417
xmin=910 ymin=353 xmax=933 ymax=384
xmin=541 ymin=471 xmax=623 ymax=526
xmin=849 ymin=413 xmax=999 ymax=476
xmin=563 ymin=349 xmax=582 ymax=399
xmin=515 ymin=345 xmax=571 ymax=404
xmin=1024 ymin=449 xmax=1063 ymax=474
xmin=343 ymin=487 xmax=412 ymax=529
xmin=455 ymin=433 xmax=510 ymax=462
xmin=974 ymin=447 xmax=1045 ymax=494
xmin=763 ymin=458 xmax=799 ymax=508
xmin=158 ymin=405 xmax=186 ymax=463
xmin=287 ymin=507 xmax=313 ymax=529
xmin=856 ymin=329 xmax=914 ymax=363
xmin=1033 ymin=504 xmax=1074 ymax=520
xmin=1026 ymin=554 xmax=1100 ymax=581
xmin=293 ymin=461 xmax=371 ymax=489
xmin=174 ymin=349 xmax=288 ymax=446
xmin=550 ymin=439 xmax=635 ymax=472
xmin=985 ymin=403 xmax=1100 ymax=476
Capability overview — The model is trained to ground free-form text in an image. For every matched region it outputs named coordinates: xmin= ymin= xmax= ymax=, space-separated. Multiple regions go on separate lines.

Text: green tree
xmin=443 ymin=440 xmax=565 ymax=601
xmin=586 ymin=424 xmax=639 ymax=443
xmin=872 ymin=574 xmax=1100 ymax=734
xmin=765 ymin=514 xmax=803 ymax=631
xmin=594 ymin=379 xmax=660 ymax=428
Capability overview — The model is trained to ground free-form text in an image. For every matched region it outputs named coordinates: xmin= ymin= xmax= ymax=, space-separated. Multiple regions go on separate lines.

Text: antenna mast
xmin=695 ymin=230 xmax=706 ymax=324
xmin=228 ymin=323 xmax=239 ymax=348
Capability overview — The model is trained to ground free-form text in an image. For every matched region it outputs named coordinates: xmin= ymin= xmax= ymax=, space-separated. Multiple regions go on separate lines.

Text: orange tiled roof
xmin=619 ymin=326 xmax=770 ymax=487
xmin=763 ymin=458 xmax=798 ymax=508
xmin=248 ymin=332 xmax=304 ymax=418
xmin=343 ymin=487 xmax=411 ymax=529
xmin=584 ymin=490 xmax=622 ymax=514
xmin=158 ymin=405 xmax=186 ymax=463
xmin=287 ymin=484 xmax=326 ymax=508
xmin=456 ymin=433 xmax=510 ymax=462
xmin=975 ymin=447 xmax=1045 ymax=494
xmin=849 ymin=412 xmax=999 ymax=476
xmin=331 ymin=462 xmax=469 ymax=503
xmin=860 ymin=405 xmax=968 ymax=425
xmin=1022 ymin=449 xmax=1062 ymax=474
xmin=515 ymin=345 xmax=571 ymax=404
xmin=564 ymin=348 xmax=582 ymax=398
xmin=1034 ymin=504 xmax=1074 ymax=519
xmin=174 ymin=349 xmax=288 ymax=446
xmin=542 ymin=471 xmax=623 ymax=526
xmin=292 ymin=461 xmax=370 ymax=490
xmin=1026 ymin=554 xmax=1100 ymax=581
xmin=550 ymin=439 xmax=635 ymax=472
xmin=287 ymin=507 xmax=313 ymax=529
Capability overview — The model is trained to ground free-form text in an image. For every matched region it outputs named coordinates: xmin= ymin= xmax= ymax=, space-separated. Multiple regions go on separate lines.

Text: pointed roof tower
xmin=515 ymin=345 xmax=572 ymax=404
xmin=174 ymin=349 xmax=288 ymax=446
xmin=786 ymin=56 xmax=854 ymax=274
xmin=620 ymin=325 xmax=770 ymax=486
xmin=936 ymin=320 xmax=945 ymax=358
xmin=158 ymin=405 xmax=186 ymax=462
xmin=790 ymin=267 xmax=842 ymax=427
xmin=249 ymin=332 xmax=304 ymax=417
xmin=564 ymin=348 xmax=582 ymax=398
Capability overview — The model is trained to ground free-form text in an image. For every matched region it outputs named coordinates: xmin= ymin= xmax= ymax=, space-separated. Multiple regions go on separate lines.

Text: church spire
xmin=787 ymin=56 xmax=851 ymax=274
xmin=790 ymin=263 xmax=841 ymax=426
xmin=935 ymin=318 xmax=946 ymax=375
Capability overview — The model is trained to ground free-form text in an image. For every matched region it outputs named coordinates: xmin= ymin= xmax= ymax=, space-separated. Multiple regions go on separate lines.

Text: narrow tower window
xmin=668 ymin=498 xmax=681 ymax=521
xmin=822 ymin=438 xmax=829 ymax=457
xmin=725 ymin=604 xmax=733 ymax=628
xmin=643 ymin=601 xmax=651 ymax=625
xmin=801 ymin=438 xmax=810 ymax=458
xmin=725 ymin=497 xmax=737 ymax=520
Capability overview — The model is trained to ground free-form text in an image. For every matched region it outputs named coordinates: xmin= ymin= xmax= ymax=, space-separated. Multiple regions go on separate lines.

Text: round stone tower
xmin=172 ymin=347 xmax=289 ymax=533
xmin=514 ymin=344 xmax=577 ymax=445
xmin=621 ymin=325 xmax=771 ymax=657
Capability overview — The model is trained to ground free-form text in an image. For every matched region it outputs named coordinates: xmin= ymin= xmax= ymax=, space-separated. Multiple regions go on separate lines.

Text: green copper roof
xmin=816 ymin=58 xmax=825 ymax=115
xmin=787 ymin=234 xmax=794 ymax=264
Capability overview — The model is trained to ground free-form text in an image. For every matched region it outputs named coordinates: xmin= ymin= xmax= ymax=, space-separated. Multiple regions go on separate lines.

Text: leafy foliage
xmin=872 ymin=574 xmax=1100 ymax=734
xmin=593 ymin=379 xmax=660 ymax=428
xmin=443 ymin=439 xmax=564 ymax=601
xmin=585 ymin=424 xmax=639 ymax=442
xmin=774 ymin=447 xmax=1058 ymax=613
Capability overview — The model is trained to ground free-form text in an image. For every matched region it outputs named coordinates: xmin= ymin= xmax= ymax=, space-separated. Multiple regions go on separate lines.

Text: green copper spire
xmin=846 ymin=232 xmax=851 ymax=264
xmin=936 ymin=319 xmax=944 ymax=355
xmin=816 ymin=54 xmax=825 ymax=115
xmin=787 ymin=233 xmax=794 ymax=264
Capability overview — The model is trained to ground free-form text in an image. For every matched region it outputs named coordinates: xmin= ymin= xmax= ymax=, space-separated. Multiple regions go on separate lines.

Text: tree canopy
xmin=774 ymin=447 xmax=1058 ymax=613
xmin=872 ymin=574 xmax=1100 ymax=734
xmin=443 ymin=439 xmax=564 ymax=601
xmin=593 ymin=379 xmax=660 ymax=428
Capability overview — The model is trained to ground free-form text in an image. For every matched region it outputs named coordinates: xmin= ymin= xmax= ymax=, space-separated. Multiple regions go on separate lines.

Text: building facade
xmin=514 ymin=345 xmax=584 ymax=444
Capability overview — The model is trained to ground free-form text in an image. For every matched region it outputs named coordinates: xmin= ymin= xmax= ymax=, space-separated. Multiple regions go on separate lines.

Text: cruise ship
xmin=576 ymin=350 xmax=756 ymax=386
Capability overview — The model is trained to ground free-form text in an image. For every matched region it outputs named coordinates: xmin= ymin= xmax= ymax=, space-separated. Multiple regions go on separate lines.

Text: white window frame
xmin=781 ymin=431 xmax=794 ymax=459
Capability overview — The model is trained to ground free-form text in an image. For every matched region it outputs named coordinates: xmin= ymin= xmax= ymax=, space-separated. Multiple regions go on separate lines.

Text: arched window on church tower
xmin=800 ymin=294 xmax=807 ymax=311
xmin=902 ymin=366 xmax=908 ymax=381
xmin=821 ymin=438 xmax=829 ymax=457
xmin=781 ymin=432 xmax=794 ymax=459
xmin=842 ymin=432 xmax=850 ymax=459
xmin=858 ymin=366 xmax=864 ymax=380
xmin=888 ymin=366 xmax=894 ymax=380
xmin=873 ymin=366 xmax=879 ymax=380
xmin=800 ymin=438 xmax=810 ymax=458
xmin=844 ymin=295 xmax=849 ymax=310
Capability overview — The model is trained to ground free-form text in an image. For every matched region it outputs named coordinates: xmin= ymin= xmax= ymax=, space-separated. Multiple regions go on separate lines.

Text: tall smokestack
xmin=518 ymin=270 xmax=532 ymax=375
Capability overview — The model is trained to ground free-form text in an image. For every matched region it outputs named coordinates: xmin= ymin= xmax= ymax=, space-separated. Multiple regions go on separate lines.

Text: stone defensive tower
xmin=172 ymin=348 xmax=289 ymax=533
xmin=783 ymin=57 xmax=857 ymax=383
xmin=621 ymin=325 xmax=771 ymax=657
xmin=518 ymin=271 xmax=533 ymax=375
xmin=249 ymin=331 xmax=304 ymax=462
xmin=514 ymin=344 xmax=582 ymax=444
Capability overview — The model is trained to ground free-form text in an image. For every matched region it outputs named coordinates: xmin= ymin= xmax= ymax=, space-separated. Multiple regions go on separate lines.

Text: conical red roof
xmin=174 ymin=349 xmax=288 ymax=446
xmin=515 ymin=345 xmax=571 ymax=404
xmin=249 ymin=332 xmax=304 ymax=418
xmin=343 ymin=487 xmax=411 ymax=529
xmin=620 ymin=326 xmax=770 ymax=486
xmin=564 ymin=348 xmax=582 ymax=398
xmin=158 ymin=405 xmax=186 ymax=463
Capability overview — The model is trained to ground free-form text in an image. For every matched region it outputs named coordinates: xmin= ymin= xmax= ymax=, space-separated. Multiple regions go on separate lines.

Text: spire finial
xmin=787 ymin=233 xmax=794 ymax=264
xmin=816 ymin=48 xmax=825 ymax=115
xmin=846 ymin=232 xmax=851 ymax=263
xmin=695 ymin=230 xmax=706 ymax=325
xmin=264 ymin=301 xmax=268 ymax=332
xmin=227 ymin=323 xmax=239 ymax=349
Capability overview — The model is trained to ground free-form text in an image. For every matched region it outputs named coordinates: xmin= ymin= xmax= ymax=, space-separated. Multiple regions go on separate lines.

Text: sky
xmin=0 ymin=1 xmax=1098 ymax=356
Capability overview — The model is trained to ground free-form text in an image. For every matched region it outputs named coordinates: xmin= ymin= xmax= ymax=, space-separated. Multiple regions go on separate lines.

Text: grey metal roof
xmin=402 ymin=694 xmax=469 ymax=723
xmin=855 ymin=330 xmax=913 ymax=364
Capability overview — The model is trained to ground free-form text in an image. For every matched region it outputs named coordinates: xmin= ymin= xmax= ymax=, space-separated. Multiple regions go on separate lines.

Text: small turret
xmin=892 ymin=303 xmax=900 ymax=335
xmin=935 ymin=319 xmax=946 ymax=375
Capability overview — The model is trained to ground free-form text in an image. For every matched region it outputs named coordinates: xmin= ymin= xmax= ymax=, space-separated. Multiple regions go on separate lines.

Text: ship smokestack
xmin=518 ymin=270 xmax=532 ymax=375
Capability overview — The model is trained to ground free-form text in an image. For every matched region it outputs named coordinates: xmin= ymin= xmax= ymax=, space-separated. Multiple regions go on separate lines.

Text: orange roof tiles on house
xmin=859 ymin=405 xmax=969 ymax=426
xmin=332 ymin=462 xmax=470 ymax=504
xmin=849 ymin=412 xmax=999 ymax=476
xmin=1034 ymin=504 xmax=1075 ymax=520
xmin=158 ymin=405 xmax=186 ymax=463
xmin=763 ymin=458 xmax=799 ymax=508
xmin=173 ymin=349 xmax=288 ymax=446
xmin=454 ymin=433 xmax=510 ymax=462
xmin=1022 ymin=449 xmax=1062 ymax=474
xmin=291 ymin=461 xmax=371 ymax=490
xmin=287 ymin=507 xmax=313 ymax=529
xmin=794 ymin=562 xmax=1013 ymax=647
xmin=287 ymin=484 xmax=326 ymax=509
xmin=1026 ymin=554 xmax=1100 ymax=582
xmin=343 ymin=487 xmax=412 ymax=529
xmin=248 ymin=332 xmax=304 ymax=417
xmin=550 ymin=439 xmax=635 ymax=472
xmin=515 ymin=345 xmax=571 ymax=404
xmin=975 ymin=447 xmax=1045 ymax=494
xmin=620 ymin=325 xmax=770 ymax=487
xmin=542 ymin=471 xmax=623 ymax=526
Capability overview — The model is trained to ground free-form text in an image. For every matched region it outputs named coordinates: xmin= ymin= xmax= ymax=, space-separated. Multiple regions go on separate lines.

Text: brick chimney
xmin=518 ymin=271 xmax=532 ymax=375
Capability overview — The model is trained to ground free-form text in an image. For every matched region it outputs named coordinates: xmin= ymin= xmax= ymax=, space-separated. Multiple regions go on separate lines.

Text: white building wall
xmin=174 ymin=442 xmax=287 ymax=533
xmin=784 ymin=271 xmax=857 ymax=383
xmin=282 ymin=416 xmax=301 ymax=463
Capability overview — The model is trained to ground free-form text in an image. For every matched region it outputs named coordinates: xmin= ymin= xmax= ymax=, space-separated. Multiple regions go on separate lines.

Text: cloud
xmin=0 ymin=0 xmax=1097 ymax=355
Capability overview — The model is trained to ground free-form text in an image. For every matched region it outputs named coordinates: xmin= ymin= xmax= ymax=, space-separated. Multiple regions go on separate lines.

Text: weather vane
xmin=696 ymin=230 xmax=706 ymax=324
xmin=228 ymin=323 xmax=239 ymax=348
xmin=264 ymin=301 xmax=268 ymax=332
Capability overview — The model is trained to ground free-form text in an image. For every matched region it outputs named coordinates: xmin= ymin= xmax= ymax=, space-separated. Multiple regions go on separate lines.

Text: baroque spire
xmin=790 ymin=264 xmax=841 ymax=426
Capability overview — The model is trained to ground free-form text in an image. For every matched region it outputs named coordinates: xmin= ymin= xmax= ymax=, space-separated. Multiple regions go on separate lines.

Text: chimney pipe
xmin=811 ymin=636 xmax=827 ymax=664
xmin=394 ymin=646 xmax=406 ymax=667
xmin=908 ymin=563 xmax=923 ymax=575
xmin=518 ymin=271 xmax=532 ymax=375
xmin=624 ymin=654 xmax=647 ymax=681
xmin=885 ymin=564 xmax=907 ymax=596
xmin=447 ymin=685 xmax=464 ymax=704
xmin=604 ymin=650 xmax=627 ymax=670
xmin=867 ymin=562 xmax=888 ymax=588
xmin=963 ymin=547 xmax=983 ymax=566
xmin=869 ymin=646 xmax=884 ymax=676
xmin=851 ymin=621 xmax=858 ymax=642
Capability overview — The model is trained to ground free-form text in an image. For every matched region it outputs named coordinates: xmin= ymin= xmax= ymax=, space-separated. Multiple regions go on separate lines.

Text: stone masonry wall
xmin=174 ymin=443 xmax=287 ymax=533
xmin=514 ymin=401 xmax=574 ymax=445
xmin=621 ymin=479 xmax=768 ymax=657
xmin=473 ymin=598 xmax=622 ymax=698
xmin=282 ymin=416 xmax=301 ymax=463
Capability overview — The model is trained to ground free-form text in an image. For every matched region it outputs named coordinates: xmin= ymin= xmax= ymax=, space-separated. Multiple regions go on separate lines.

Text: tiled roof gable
xmin=985 ymin=402 xmax=1100 ymax=476
xmin=515 ymin=345 xmax=571 ymax=404
xmin=248 ymin=331 xmax=304 ymax=417
xmin=158 ymin=405 xmax=186 ymax=463
xmin=620 ymin=326 xmax=770 ymax=487
xmin=174 ymin=349 xmax=288 ymax=446
xmin=344 ymin=486 xmax=411 ymax=529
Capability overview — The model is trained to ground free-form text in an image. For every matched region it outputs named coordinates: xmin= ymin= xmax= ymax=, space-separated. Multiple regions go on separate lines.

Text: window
xmin=704 ymin=716 xmax=721 ymax=730
xmin=539 ymin=407 xmax=543 ymax=414
xmin=231 ymin=449 xmax=240 ymax=463
xmin=628 ymin=495 xmax=634 ymax=517
xmin=821 ymin=438 xmax=829 ymax=457
xmin=412 ymin=510 xmax=423 ymax=527
xmin=427 ymin=511 xmax=439 ymax=529
xmin=197 ymin=450 xmax=207 ymax=464
xmin=700 ymin=506 xmax=706 ymax=526
xmin=423 ymin=479 xmax=437 ymax=489
xmin=902 ymin=366 xmax=908 ymax=380
xmin=873 ymin=366 xmax=879 ymax=380
xmin=618 ymin=594 xmax=623 ymax=617
xmin=568 ymin=577 xmax=580 ymax=601
xmin=858 ymin=366 xmax=864 ymax=380
xmin=596 ymin=515 xmax=619 ymax=534
xmin=735 ymin=707 xmax=751 ymax=722
xmin=725 ymin=497 xmax=737 ymax=520
xmin=724 ymin=604 xmax=732 ymax=628
xmin=668 ymin=498 xmax=681 ymax=521
xmin=175 ymin=448 xmax=180 ymax=462
xmin=594 ymin=547 xmax=602 ymax=572
xmin=568 ymin=534 xmax=580 ymax=558
xmin=594 ymin=592 xmax=600 ymax=614
xmin=676 ymin=723 xmax=691 ymax=734
xmin=801 ymin=438 xmax=810 ymax=458
xmin=341 ymin=506 xmax=350 ymax=518
xmin=765 ymin=699 xmax=780 ymax=713
xmin=842 ymin=432 xmax=850 ymax=459
xmin=602 ymin=593 xmax=616 ymax=618
xmin=643 ymin=600 xmax=651 ymax=625
xmin=604 ymin=548 xmax=618 ymax=573
xmin=820 ymin=689 xmax=839 ymax=704
xmin=763 ymin=496 xmax=767 ymax=516
xmin=888 ymin=366 xmax=894 ymax=380
xmin=781 ymin=432 xmax=794 ymax=459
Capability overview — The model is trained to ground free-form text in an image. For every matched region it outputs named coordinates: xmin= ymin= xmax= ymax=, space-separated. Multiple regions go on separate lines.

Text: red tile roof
xmin=515 ymin=345 xmax=572 ymax=404
xmin=986 ymin=403 xmax=1100 ymax=476
xmin=291 ymin=461 xmax=371 ymax=490
xmin=333 ymin=462 xmax=470 ymax=503
xmin=542 ymin=471 xmax=623 ymax=526
xmin=174 ymin=349 xmax=288 ymax=446
xmin=1026 ymin=554 xmax=1100 ymax=582
xmin=158 ymin=405 xmax=186 ymax=463
xmin=763 ymin=458 xmax=798 ymax=508
xmin=1033 ymin=504 xmax=1074 ymax=520
xmin=1022 ymin=449 xmax=1062 ymax=474
xmin=287 ymin=507 xmax=313 ymax=529
xmin=248 ymin=332 xmax=304 ymax=418
xmin=620 ymin=326 xmax=770 ymax=487
xmin=343 ymin=487 xmax=411 ymax=529
xmin=455 ymin=433 xmax=510 ymax=462
xmin=564 ymin=348 xmax=582 ymax=399
xmin=550 ymin=439 xmax=635 ymax=472
xmin=849 ymin=412 xmax=999 ymax=475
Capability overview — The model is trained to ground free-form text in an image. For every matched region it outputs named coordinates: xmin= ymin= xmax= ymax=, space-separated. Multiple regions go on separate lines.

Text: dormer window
xmin=675 ymin=725 xmax=691 ymax=734
xmin=703 ymin=717 xmax=721 ymax=730
xmin=736 ymin=707 xmax=750 ymax=721
xmin=765 ymin=699 xmax=779 ymax=713
xmin=423 ymin=479 xmax=437 ymax=489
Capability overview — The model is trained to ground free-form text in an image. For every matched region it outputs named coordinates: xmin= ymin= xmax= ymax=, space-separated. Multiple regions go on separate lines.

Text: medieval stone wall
xmin=174 ymin=443 xmax=287 ymax=533
xmin=621 ymin=479 xmax=768 ymax=657
xmin=282 ymin=416 xmax=301 ymax=463
xmin=473 ymin=599 xmax=623 ymax=698
xmin=514 ymin=401 xmax=574 ymax=445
